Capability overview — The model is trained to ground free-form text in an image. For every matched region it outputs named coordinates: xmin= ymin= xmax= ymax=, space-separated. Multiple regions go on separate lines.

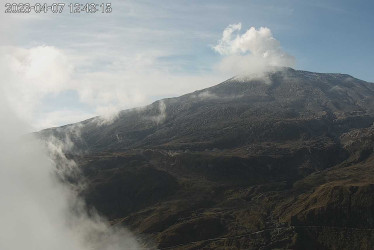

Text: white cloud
xmin=1 ymin=45 xmax=225 ymax=130
xmin=213 ymin=23 xmax=295 ymax=76
xmin=1 ymin=20 xmax=294 ymax=131
xmin=0 ymin=46 xmax=73 ymax=124
xmin=0 ymin=0 xmax=302 ymax=130
xmin=0 ymin=83 xmax=142 ymax=250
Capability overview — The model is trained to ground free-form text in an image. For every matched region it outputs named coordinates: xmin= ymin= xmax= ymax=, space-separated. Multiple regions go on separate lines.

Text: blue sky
xmin=282 ymin=0 xmax=374 ymax=80
xmin=1 ymin=0 xmax=373 ymax=129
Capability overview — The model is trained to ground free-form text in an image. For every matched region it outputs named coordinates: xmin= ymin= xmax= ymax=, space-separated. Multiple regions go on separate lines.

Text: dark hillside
xmin=39 ymin=68 xmax=374 ymax=249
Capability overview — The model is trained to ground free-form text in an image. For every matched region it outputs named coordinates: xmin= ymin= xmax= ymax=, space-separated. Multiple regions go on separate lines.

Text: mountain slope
xmin=39 ymin=68 xmax=374 ymax=249
xmin=41 ymin=68 xmax=374 ymax=153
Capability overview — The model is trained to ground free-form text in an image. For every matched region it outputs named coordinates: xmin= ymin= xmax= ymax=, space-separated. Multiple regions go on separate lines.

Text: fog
xmin=0 ymin=87 xmax=143 ymax=249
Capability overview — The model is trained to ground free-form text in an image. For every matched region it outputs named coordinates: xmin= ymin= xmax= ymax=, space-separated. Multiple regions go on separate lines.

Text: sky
xmin=1 ymin=0 xmax=373 ymax=130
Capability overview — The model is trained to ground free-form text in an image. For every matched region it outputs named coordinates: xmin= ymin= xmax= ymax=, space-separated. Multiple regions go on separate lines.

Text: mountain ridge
xmin=40 ymin=67 xmax=373 ymax=129
xmin=39 ymin=68 xmax=374 ymax=249
xmin=39 ymin=67 xmax=374 ymax=153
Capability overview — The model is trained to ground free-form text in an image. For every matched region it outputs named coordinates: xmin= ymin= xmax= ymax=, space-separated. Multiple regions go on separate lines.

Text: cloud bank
xmin=1 ymin=45 xmax=224 ymax=130
xmin=0 ymin=48 xmax=145 ymax=249
xmin=0 ymin=99 xmax=143 ymax=250
xmin=213 ymin=23 xmax=295 ymax=77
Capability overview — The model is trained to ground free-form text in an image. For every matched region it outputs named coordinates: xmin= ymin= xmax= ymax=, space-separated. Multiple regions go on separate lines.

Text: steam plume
xmin=213 ymin=23 xmax=295 ymax=77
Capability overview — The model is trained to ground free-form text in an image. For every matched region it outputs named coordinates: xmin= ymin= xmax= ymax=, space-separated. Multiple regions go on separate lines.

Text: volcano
xmin=39 ymin=68 xmax=374 ymax=249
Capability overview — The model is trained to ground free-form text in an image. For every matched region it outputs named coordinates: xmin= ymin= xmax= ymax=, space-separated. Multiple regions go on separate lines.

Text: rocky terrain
xmin=39 ymin=68 xmax=374 ymax=249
